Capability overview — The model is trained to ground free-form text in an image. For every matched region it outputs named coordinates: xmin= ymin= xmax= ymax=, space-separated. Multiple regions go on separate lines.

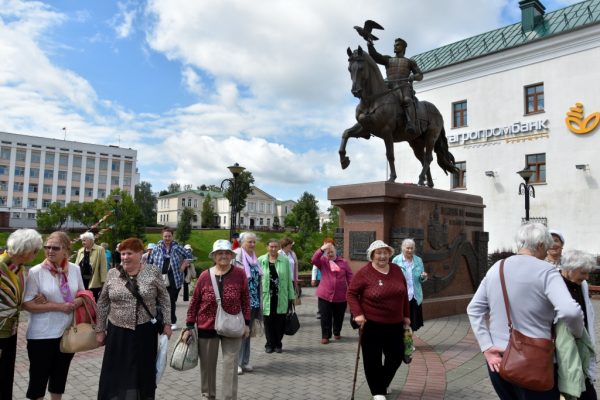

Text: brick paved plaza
xmin=12 ymin=287 xmax=600 ymax=399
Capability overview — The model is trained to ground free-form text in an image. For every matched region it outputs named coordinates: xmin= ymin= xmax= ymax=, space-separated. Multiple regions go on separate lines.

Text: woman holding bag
xmin=392 ymin=239 xmax=427 ymax=333
xmin=467 ymin=223 xmax=584 ymax=399
xmin=184 ymin=240 xmax=250 ymax=400
xmin=22 ymin=231 xmax=85 ymax=400
xmin=95 ymin=237 xmax=172 ymax=400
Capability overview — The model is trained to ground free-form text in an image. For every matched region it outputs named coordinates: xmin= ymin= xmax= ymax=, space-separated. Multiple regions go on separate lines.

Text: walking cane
xmin=350 ymin=326 xmax=363 ymax=400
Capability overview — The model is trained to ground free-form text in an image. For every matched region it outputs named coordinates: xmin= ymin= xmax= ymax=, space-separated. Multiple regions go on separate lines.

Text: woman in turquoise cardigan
xmin=392 ymin=239 xmax=427 ymax=331
xmin=258 ymin=238 xmax=295 ymax=353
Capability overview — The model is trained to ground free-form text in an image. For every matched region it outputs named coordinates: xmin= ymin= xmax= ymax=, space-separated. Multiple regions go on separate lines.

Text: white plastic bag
xmin=156 ymin=334 xmax=169 ymax=384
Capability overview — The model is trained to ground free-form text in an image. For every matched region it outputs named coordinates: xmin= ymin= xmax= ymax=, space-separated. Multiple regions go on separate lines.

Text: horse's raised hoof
xmin=341 ymin=156 xmax=350 ymax=169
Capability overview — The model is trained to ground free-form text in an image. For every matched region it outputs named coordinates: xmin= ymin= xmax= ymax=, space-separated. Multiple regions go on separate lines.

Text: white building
xmin=157 ymin=186 xmax=294 ymax=230
xmin=392 ymin=0 xmax=600 ymax=253
xmin=0 ymin=131 xmax=139 ymax=228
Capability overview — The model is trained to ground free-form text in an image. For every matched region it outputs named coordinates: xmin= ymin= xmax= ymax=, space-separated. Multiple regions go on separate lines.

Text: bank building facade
xmin=395 ymin=0 xmax=600 ymax=253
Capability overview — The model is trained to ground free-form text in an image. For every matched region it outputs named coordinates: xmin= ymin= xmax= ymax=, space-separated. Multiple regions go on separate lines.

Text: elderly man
xmin=367 ymin=37 xmax=423 ymax=137
xmin=75 ymin=232 xmax=107 ymax=300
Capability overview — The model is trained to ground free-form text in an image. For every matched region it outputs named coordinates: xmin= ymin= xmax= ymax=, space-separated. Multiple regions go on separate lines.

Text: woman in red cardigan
xmin=347 ymin=240 xmax=410 ymax=400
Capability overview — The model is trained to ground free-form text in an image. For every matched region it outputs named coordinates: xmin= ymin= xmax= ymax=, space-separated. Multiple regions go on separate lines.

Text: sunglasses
xmin=44 ymin=245 xmax=62 ymax=251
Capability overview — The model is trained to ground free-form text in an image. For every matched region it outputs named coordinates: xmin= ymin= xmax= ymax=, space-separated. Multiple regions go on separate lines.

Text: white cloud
xmin=111 ymin=1 xmax=136 ymax=39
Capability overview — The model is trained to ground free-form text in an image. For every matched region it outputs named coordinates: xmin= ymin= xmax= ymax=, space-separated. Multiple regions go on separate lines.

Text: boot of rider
xmin=403 ymin=104 xmax=419 ymax=139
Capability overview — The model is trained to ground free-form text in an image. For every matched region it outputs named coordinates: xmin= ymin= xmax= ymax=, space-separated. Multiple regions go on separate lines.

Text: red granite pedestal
xmin=328 ymin=182 xmax=488 ymax=320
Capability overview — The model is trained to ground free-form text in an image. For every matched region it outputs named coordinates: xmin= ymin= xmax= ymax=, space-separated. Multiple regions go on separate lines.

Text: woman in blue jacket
xmin=392 ymin=239 xmax=427 ymax=331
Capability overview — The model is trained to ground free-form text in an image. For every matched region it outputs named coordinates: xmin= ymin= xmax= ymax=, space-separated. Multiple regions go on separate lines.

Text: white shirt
xmin=404 ymin=259 xmax=414 ymax=300
xmin=24 ymin=262 xmax=84 ymax=340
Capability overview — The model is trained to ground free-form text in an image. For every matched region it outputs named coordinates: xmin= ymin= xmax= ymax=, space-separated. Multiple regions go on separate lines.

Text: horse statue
xmin=339 ymin=46 xmax=458 ymax=187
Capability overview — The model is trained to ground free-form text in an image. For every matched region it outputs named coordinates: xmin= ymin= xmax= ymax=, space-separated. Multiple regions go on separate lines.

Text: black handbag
xmin=284 ymin=304 xmax=300 ymax=336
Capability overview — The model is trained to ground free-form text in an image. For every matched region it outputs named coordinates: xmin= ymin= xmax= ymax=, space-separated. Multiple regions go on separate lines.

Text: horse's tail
xmin=435 ymin=127 xmax=459 ymax=175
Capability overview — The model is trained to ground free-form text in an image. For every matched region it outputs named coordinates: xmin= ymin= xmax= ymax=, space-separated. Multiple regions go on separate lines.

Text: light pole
xmin=517 ymin=168 xmax=535 ymax=222
xmin=221 ymin=163 xmax=245 ymax=241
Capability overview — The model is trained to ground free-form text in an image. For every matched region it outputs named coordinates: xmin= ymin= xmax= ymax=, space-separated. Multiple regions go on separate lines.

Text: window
xmin=112 ymin=160 xmax=120 ymax=171
xmin=526 ymin=153 xmax=546 ymax=183
xmin=44 ymin=169 xmax=54 ymax=179
xmin=42 ymin=199 xmax=51 ymax=208
xmin=15 ymin=166 xmax=25 ymax=176
xmin=72 ymin=172 xmax=81 ymax=182
xmin=58 ymin=170 xmax=67 ymax=180
xmin=71 ymin=187 xmax=80 ymax=196
xmin=0 ymin=181 xmax=7 ymax=190
xmin=248 ymin=202 xmax=256 ymax=211
xmin=57 ymin=186 xmax=66 ymax=195
xmin=12 ymin=212 xmax=20 ymax=219
xmin=124 ymin=161 xmax=132 ymax=173
xmin=72 ymin=156 xmax=82 ymax=168
xmin=194 ymin=199 xmax=198 ymax=208
xmin=267 ymin=218 xmax=271 ymax=226
xmin=59 ymin=154 xmax=68 ymax=166
xmin=451 ymin=161 xmax=467 ymax=189
xmin=259 ymin=202 xmax=265 ymax=212
xmin=28 ymin=198 xmax=36 ymax=208
xmin=452 ymin=101 xmax=468 ymax=128
xmin=16 ymin=149 xmax=26 ymax=162
xmin=29 ymin=184 xmax=38 ymax=193
xmin=123 ymin=176 xmax=131 ymax=186
xmin=86 ymin=158 xmax=95 ymax=169
xmin=28 ymin=213 xmax=36 ymax=220
xmin=0 ymin=165 xmax=6 ymax=175
xmin=182 ymin=198 xmax=186 ymax=207
xmin=111 ymin=176 xmax=119 ymax=185
xmin=98 ymin=189 xmax=106 ymax=198
xmin=13 ymin=182 xmax=23 ymax=192
xmin=13 ymin=197 xmax=22 ymax=207
xmin=0 ymin=196 xmax=6 ymax=206
xmin=30 ymin=168 xmax=39 ymax=178
xmin=98 ymin=174 xmax=107 ymax=184
xmin=85 ymin=173 xmax=94 ymax=183
xmin=259 ymin=218 xmax=264 ymax=226
xmin=31 ymin=151 xmax=41 ymax=163
xmin=57 ymin=200 xmax=65 ymax=207
xmin=43 ymin=185 xmax=52 ymax=194
xmin=267 ymin=204 xmax=272 ymax=213
xmin=525 ymin=83 xmax=544 ymax=114
xmin=85 ymin=188 xmax=93 ymax=197
xmin=99 ymin=159 xmax=108 ymax=170
xmin=45 ymin=152 xmax=55 ymax=165
xmin=240 ymin=217 xmax=244 ymax=225
xmin=187 ymin=199 xmax=192 ymax=207
xmin=0 ymin=148 xmax=10 ymax=160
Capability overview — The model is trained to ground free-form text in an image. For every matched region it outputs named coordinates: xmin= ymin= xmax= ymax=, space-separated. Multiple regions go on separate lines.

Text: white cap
xmin=366 ymin=240 xmax=395 ymax=260
xmin=208 ymin=240 xmax=235 ymax=258
xmin=184 ymin=244 xmax=192 ymax=250
xmin=549 ymin=229 xmax=565 ymax=245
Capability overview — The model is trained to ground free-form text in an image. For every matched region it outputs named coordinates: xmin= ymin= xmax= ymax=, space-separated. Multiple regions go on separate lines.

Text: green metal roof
xmin=413 ymin=0 xmax=600 ymax=73
xmin=158 ymin=189 xmax=224 ymax=199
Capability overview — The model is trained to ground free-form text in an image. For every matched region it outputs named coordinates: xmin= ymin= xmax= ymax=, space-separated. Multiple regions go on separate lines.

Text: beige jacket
xmin=75 ymin=244 xmax=107 ymax=289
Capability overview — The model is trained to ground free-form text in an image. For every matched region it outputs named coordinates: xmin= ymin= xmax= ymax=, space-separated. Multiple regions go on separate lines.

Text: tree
xmin=109 ymin=189 xmax=145 ymax=244
xmin=292 ymin=192 xmax=320 ymax=235
xmin=167 ymin=182 xmax=181 ymax=193
xmin=321 ymin=206 xmax=340 ymax=237
xmin=68 ymin=200 xmax=109 ymax=229
xmin=135 ymin=181 xmax=157 ymax=227
xmin=176 ymin=207 xmax=195 ymax=242
xmin=284 ymin=212 xmax=297 ymax=228
xmin=201 ymin=194 xmax=217 ymax=228
xmin=182 ymin=184 xmax=193 ymax=191
xmin=159 ymin=189 xmax=169 ymax=196
xmin=198 ymin=184 xmax=208 ymax=191
xmin=36 ymin=202 xmax=69 ymax=232
xmin=224 ymin=170 xmax=254 ymax=215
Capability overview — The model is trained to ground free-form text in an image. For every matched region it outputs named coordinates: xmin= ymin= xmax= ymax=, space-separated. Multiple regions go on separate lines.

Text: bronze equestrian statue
xmin=339 ymin=24 xmax=458 ymax=187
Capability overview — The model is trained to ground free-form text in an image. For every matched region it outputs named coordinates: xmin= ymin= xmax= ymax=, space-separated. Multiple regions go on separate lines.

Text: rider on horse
xmin=366 ymin=37 xmax=423 ymax=138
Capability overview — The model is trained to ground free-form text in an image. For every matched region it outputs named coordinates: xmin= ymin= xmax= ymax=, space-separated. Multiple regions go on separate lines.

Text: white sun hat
xmin=366 ymin=240 xmax=395 ymax=260
xmin=208 ymin=239 xmax=236 ymax=258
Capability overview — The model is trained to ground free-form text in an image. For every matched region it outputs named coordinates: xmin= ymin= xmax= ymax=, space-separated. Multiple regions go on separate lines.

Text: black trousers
xmin=361 ymin=321 xmax=404 ymax=396
xmin=167 ymin=285 xmax=180 ymax=324
xmin=488 ymin=365 xmax=560 ymax=400
xmin=183 ymin=282 xmax=189 ymax=302
xmin=0 ymin=334 xmax=17 ymax=400
xmin=264 ymin=294 xmax=285 ymax=350
xmin=26 ymin=338 xmax=75 ymax=399
xmin=318 ymin=298 xmax=346 ymax=339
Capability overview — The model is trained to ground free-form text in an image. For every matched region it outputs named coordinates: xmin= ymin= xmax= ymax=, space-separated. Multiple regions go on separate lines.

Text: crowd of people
xmin=1 ymin=223 xmax=598 ymax=400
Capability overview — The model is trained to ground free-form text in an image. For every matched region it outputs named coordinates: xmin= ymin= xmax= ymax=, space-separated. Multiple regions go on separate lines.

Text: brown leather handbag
xmin=498 ymin=259 xmax=555 ymax=391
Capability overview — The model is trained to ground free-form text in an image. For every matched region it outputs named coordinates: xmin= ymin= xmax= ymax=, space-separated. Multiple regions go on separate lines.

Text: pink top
xmin=311 ymin=249 xmax=353 ymax=303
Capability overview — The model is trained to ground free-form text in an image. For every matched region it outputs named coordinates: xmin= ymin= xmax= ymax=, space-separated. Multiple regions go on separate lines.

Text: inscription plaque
xmin=349 ymin=231 xmax=376 ymax=261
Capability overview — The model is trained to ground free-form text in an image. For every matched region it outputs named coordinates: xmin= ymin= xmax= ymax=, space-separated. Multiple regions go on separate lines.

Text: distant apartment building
xmin=157 ymin=186 xmax=296 ymax=230
xmin=0 ymin=131 xmax=139 ymax=228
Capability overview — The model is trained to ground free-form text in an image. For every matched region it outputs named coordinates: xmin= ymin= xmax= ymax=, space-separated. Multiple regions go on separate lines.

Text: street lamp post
xmin=221 ymin=163 xmax=245 ymax=241
xmin=517 ymin=168 xmax=535 ymax=222
xmin=112 ymin=194 xmax=122 ymax=253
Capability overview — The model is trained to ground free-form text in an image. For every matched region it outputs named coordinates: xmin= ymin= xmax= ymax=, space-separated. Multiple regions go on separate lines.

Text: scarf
xmin=41 ymin=258 xmax=74 ymax=303
xmin=241 ymin=248 xmax=262 ymax=278
xmin=329 ymin=259 xmax=341 ymax=272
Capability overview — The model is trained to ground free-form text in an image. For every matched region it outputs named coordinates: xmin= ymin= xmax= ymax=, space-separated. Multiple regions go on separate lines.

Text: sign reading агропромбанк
xmin=448 ymin=119 xmax=548 ymax=146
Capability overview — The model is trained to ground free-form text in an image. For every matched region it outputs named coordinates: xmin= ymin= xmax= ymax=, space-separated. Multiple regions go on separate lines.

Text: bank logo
xmin=565 ymin=102 xmax=600 ymax=135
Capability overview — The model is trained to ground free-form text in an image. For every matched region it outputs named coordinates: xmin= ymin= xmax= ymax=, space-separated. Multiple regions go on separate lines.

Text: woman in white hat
xmin=347 ymin=240 xmax=410 ymax=400
xmin=183 ymin=239 xmax=250 ymax=400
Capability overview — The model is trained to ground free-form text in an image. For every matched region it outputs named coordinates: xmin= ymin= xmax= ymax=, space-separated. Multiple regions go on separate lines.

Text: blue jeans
xmin=239 ymin=308 xmax=260 ymax=367
xmin=488 ymin=366 xmax=559 ymax=400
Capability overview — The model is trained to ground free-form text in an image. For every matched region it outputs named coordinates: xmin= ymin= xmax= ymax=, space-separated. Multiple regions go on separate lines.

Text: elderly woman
xmin=392 ymin=238 xmax=427 ymax=332
xmin=259 ymin=238 xmax=295 ymax=354
xmin=347 ymin=240 xmax=410 ymax=400
xmin=22 ymin=231 xmax=85 ymax=400
xmin=311 ymin=238 xmax=353 ymax=344
xmin=96 ymin=237 xmax=172 ymax=400
xmin=467 ymin=223 xmax=584 ymax=399
xmin=545 ymin=229 xmax=565 ymax=268
xmin=184 ymin=240 xmax=250 ymax=400
xmin=559 ymin=250 xmax=597 ymax=400
xmin=279 ymin=237 xmax=299 ymax=288
xmin=75 ymin=231 xmax=107 ymax=301
xmin=234 ymin=232 xmax=262 ymax=375
xmin=0 ymin=229 xmax=43 ymax=400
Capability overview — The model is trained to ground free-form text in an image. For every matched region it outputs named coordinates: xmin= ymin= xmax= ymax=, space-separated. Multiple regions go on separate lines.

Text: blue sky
xmin=0 ymin=0 xmax=580 ymax=209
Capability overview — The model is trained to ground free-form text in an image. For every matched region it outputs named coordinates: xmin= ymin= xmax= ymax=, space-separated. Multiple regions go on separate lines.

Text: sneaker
xmin=334 ymin=335 xmax=341 ymax=340
xmin=275 ymin=347 xmax=282 ymax=353
xmin=171 ymin=324 xmax=179 ymax=330
xmin=242 ymin=364 xmax=253 ymax=372
xmin=265 ymin=347 xmax=274 ymax=354
xmin=237 ymin=366 xmax=243 ymax=375
xmin=373 ymin=396 xmax=387 ymax=400
xmin=321 ymin=338 xmax=329 ymax=344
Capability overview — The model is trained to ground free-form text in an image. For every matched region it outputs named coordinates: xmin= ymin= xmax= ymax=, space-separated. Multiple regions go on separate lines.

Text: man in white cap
xmin=141 ymin=243 xmax=155 ymax=265
xmin=546 ymin=229 xmax=565 ymax=268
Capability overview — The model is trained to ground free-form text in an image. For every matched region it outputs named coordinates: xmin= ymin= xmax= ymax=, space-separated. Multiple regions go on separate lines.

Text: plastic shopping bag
xmin=156 ymin=334 xmax=169 ymax=384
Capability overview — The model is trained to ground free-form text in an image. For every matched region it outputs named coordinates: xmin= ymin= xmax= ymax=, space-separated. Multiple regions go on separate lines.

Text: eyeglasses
xmin=44 ymin=245 xmax=62 ymax=251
